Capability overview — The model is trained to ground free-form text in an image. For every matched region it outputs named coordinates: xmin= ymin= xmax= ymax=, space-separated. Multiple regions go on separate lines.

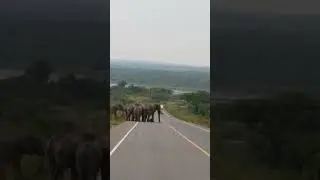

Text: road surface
xmin=110 ymin=110 xmax=210 ymax=180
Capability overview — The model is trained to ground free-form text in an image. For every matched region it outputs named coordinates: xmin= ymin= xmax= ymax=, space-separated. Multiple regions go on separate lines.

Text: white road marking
xmin=110 ymin=122 xmax=139 ymax=156
xmin=164 ymin=120 xmax=210 ymax=157
xmin=162 ymin=109 xmax=210 ymax=133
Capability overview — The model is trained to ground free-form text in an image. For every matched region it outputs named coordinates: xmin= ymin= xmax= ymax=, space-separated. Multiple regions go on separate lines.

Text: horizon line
xmin=110 ymin=59 xmax=210 ymax=68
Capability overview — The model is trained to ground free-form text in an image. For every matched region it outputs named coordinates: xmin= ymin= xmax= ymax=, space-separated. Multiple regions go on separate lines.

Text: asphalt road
xmin=110 ymin=110 xmax=210 ymax=180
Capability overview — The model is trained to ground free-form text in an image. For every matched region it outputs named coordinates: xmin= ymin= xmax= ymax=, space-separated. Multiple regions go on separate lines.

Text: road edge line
xmin=110 ymin=122 xmax=139 ymax=156
xmin=162 ymin=109 xmax=210 ymax=133
xmin=164 ymin=120 xmax=210 ymax=157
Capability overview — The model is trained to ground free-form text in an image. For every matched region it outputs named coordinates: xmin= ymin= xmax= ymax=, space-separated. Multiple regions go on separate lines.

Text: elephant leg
xmin=0 ymin=168 xmax=6 ymax=180
xmin=126 ymin=112 xmax=130 ymax=121
xmin=126 ymin=112 xmax=129 ymax=121
xmin=12 ymin=156 xmax=23 ymax=180
xmin=144 ymin=114 xmax=147 ymax=122
xmin=52 ymin=166 xmax=64 ymax=180
xmin=70 ymin=167 xmax=78 ymax=180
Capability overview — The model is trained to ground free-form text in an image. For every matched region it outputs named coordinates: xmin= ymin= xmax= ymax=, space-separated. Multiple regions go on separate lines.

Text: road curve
xmin=110 ymin=113 xmax=210 ymax=180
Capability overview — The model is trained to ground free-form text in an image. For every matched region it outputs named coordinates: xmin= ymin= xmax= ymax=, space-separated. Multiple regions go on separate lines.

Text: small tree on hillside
xmin=117 ymin=80 xmax=127 ymax=88
xmin=25 ymin=59 xmax=54 ymax=84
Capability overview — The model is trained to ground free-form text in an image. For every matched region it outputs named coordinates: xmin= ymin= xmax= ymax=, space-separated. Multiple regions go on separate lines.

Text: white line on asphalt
xmin=162 ymin=109 xmax=210 ymax=133
xmin=110 ymin=122 xmax=139 ymax=156
xmin=164 ymin=120 xmax=210 ymax=157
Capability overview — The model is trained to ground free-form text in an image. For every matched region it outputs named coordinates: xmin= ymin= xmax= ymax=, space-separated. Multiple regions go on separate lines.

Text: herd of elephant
xmin=0 ymin=133 xmax=108 ymax=180
xmin=111 ymin=103 xmax=162 ymax=123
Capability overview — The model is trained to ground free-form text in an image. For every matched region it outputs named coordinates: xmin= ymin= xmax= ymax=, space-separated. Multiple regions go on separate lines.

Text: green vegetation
xmin=110 ymin=67 xmax=210 ymax=91
xmin=0 ymin=60 xmax=108 ymax=179
xmin=110 ymin=115 xmax=125 ymax=127
xmin=165 ymin=91 xmax=210 ymax=128
xmin=213 ymin=91 xmax=320 ymax=180
xmin=110 ymin=81 xmax=210 ymax=128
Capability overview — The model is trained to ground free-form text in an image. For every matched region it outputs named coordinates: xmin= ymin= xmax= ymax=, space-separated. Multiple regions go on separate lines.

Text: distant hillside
xmin=110 ymin=60 xmax=209 ymax=72
xmin=110 ymin=60 xmax=210 ymax=91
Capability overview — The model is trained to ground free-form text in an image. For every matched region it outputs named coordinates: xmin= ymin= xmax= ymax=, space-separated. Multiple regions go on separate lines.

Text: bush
xmin=215 ymin=91 xmax=320 ymax=178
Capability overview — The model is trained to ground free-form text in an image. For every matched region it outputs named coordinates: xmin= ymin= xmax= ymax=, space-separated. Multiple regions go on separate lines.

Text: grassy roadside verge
xmin=110 ymin=115 xmax=125 ymax=128
xmin=165 ymin=102 xmax=210 ymax=128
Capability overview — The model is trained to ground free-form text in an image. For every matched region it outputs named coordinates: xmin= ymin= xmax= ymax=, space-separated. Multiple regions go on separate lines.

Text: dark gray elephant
xmin=124 ymin=104 xmax=136 ymax=121
xmin=153 ymin=103 xmax=162 ymax=123
xmin=142 ymin=103 xmax=161 ymax=123
xmin=45 ymin=133 xmax=97 ymax=180
xmin=141 ymin=103 xmax=152 ymax=122
xmin=98 ymin=136 xmax=109 ymax=180
xmin=75 ymin=139 xmax=103 ymax=180
xmin=110 ymin=104 xmax=124 ymax=118
xmin=0 ymin=136 xmax=44 ymax=180
xmin=133 ymin=104 xmax=143 ymax=122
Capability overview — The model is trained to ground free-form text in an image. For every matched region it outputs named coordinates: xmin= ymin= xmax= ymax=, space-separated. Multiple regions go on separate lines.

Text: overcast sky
xmin=110 ymin=0 xmax=210 ymax=67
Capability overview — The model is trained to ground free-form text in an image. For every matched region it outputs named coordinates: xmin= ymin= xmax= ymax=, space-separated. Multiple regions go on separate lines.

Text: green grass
xmin=213 ymin=122 xmax=302 ymax=180
xmin=110 ymin=114 xmax=126 ymax=128
xmin=165 ymin=102 xmax=210 ymax=128
xmin=126 ymin=95 xmax=151 ymax=102
xmin=215 ymin=141 xmax=301 ymax=180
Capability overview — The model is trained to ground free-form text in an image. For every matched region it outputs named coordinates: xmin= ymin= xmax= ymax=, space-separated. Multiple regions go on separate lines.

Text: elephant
xmin=152 ymin=103 xmax=162 ymax=123
xmin=110 ymin=104 xmax=124 ymax=118
xmin=44 ymin=133 xmax=98 ymax=180
xmin=98 ymin=136 xmax=110 ymax=180
xmin=75 ymin=139 xmax=103 ymax=180
xmin=0 ymin=136 xmax=45 ymax=180
xmin=141 ymin=103 xmax=161 ymax=123
xmin=141 ymin=103 xmax=152 ymax=122
xmin=124 ymin=104 xmax=136 ymax=121
xmin=133 ymin=104 xmax=143 ymax=122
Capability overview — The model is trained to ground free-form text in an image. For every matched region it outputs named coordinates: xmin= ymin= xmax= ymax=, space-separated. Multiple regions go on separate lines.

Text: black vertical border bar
xmin=106 ymin=0 xmax=111 ymax=179
xmin=210 ymin=1 xmax=217 ymax=179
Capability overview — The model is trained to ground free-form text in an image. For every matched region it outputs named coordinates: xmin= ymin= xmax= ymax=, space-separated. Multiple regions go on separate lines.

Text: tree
xmin=117 ymin=80 xmax=127 ymax=88
xmin=25 ymin=60 xmax=54 ymax=84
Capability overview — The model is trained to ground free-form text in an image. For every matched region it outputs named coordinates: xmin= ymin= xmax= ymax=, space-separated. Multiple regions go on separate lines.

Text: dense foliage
xmin=180 ymin=91 xmax=210 ymax=117
xmin=110 ymin=67 xmax=209 ymax=91
xmin=0 ymin=60 xmax=108 ymax=139
xmin=110 ymin=82 xmax=173 ymax=105
xmin=214 ymin=91 xmax=320 ymax=179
